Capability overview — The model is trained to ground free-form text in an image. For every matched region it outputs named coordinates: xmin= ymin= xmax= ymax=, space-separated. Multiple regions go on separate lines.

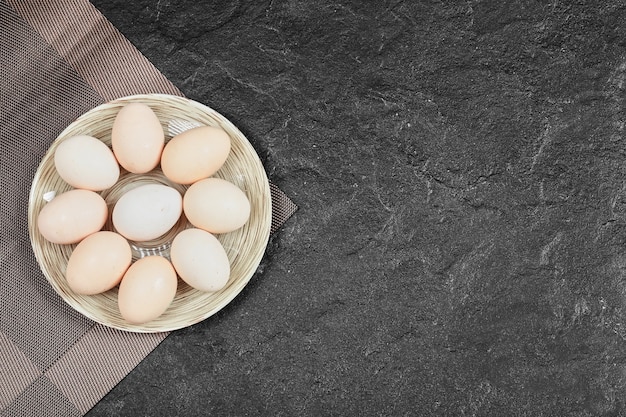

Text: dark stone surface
xmin=87 ymin=1 xmax=626 ymax=415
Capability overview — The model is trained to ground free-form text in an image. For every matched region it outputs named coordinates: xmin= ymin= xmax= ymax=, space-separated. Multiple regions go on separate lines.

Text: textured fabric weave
xmin=0 ymin=0 xmax=297 ymax=415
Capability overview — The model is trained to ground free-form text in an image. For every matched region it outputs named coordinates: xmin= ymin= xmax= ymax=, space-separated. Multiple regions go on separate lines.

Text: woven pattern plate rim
xmin=28 ymin=94 xmax=272 ymax=333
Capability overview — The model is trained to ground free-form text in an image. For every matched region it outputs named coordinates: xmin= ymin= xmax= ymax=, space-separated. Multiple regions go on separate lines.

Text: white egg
xmin=54 ymin=135 xmax=120 ymax=191
xmin=112 ymin=183 xmax=182 ymax=242
xmin=170 ymin=228 xmax=230 ymax=292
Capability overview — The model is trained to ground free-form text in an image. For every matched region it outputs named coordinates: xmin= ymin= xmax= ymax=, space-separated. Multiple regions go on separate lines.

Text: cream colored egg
xmin=37 ymin=189 xmax=107 ymax=244
xmin=66 ymin=231 xmax=132 ymax=295
xmin=54 ymin=135 xmax=120 ymax=191
xmin=112 ymin=183 xmax=182 ymax=242
xmin=118 ymin=256 xmax=178 ymax=324
xmin=183 ymin=178 xmax=250 ymax=234
xmin=111 ymin=103 xmax=164 ymax=173
xmin=170 ymin=228 xmax=230 ymax=292
xmin=160 ymin=126 xmax=231 ymax=184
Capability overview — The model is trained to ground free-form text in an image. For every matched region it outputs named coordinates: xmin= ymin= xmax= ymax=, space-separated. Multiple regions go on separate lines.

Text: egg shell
xmin=66 ymin=231 xmax=132 ymax=295
xmin=117 ymin=256 xmax=178 ymax=324
xmin=160 ymin=126 xmax=231 ymax=184
xmin=111 ymin=103 xmax=164 ymax=173
xmin=183 ymin=177 xmax=250 ymax=234
xmin=170 ymin=228 xmax=230 ymax=292
xmin=112 ymin=183 xmax=183 ymax=242
xmin=37 ymin=189 xmax=107 ymax=244
xmin=54 ymin=135 xmax=120 ymax=191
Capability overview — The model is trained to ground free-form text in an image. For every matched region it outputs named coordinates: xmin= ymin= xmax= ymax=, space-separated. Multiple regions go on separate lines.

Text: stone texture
xmin=87 ymin=1 xmax=626 ymax=416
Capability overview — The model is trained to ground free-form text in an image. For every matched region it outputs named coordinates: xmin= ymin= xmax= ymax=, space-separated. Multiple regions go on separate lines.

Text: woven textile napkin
xmin=0 ymin=1 xmax=296 ymax=415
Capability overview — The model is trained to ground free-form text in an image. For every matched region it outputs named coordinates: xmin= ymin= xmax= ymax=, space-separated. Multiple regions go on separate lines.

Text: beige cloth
xmin=0 ymin=1 xmax=296 ymax=415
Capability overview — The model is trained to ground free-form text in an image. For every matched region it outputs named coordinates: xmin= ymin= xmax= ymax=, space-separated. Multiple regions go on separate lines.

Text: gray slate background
xmin=87 ymin=1 xmax=626 ymax=416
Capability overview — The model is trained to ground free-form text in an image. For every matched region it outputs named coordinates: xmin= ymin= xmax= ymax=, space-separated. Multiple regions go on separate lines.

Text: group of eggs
xmin=36 ymin=103 xmax=251 ymax=324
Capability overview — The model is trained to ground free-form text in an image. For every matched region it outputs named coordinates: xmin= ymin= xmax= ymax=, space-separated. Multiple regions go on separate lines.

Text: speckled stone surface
xmin=87 ymin=1 xmax=626 ymax=416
